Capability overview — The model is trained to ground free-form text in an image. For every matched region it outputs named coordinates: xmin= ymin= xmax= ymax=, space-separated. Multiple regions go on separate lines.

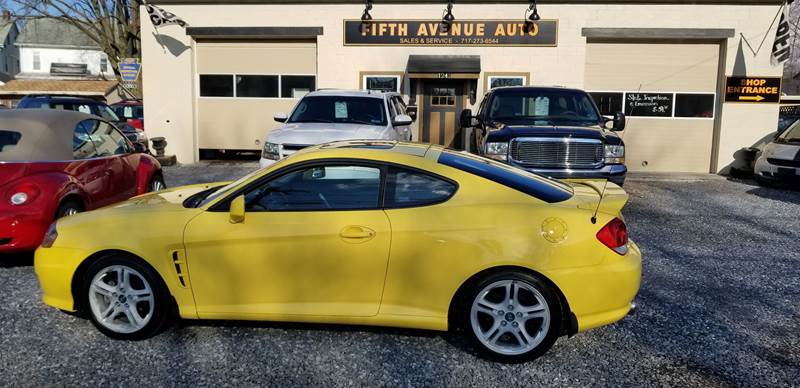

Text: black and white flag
xmin=772 ymin=0 xmax=795 ymax=66
xmin=145 ymin=2 xmax=188 ymax=28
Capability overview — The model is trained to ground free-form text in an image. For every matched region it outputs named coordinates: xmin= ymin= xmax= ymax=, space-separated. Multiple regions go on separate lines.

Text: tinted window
xmin=778 ymin=120 xmax=800 ymax=142
xmin=386 ymin=167 xmax=456 ymax=207
xmin=115 ymin=105 xmax=144 ymax=120
xmin=281 ymin=75 xmax=316 ymax=98
xmin=589 ymin=92 xmax=624 ymax=116
xmin=489 ymin=77 xmax=524 ymax=89
xmin=289 ymin=96 xmax=387 ymax=126
xmin=438 ymin=150 xmax=573 ymax=203
xmin=83 ymin=120 xmax=130 ymax=156
xmin=199 ymin=74 xmax=234 ymax=97
xmin=674 ymin=94 xmax=714 ymax=118
xmin=245 ymin=165 xmax=381 ymax=211
xmin=0 ymin=130 xmax=21 ymax=153
xmin=236 ymin=75 xmax=278 ymax=98
xmin=488 ymin=89 xmax=600 ymax=123
xmin=365 ymin=76 xmax=399 ymax=92
xmin=73 ymin=122 xmax=97 ymax=159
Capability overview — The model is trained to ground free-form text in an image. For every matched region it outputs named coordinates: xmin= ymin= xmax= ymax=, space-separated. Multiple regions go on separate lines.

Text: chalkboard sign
xmin=624 ymin=93 xmax=673 ymax=117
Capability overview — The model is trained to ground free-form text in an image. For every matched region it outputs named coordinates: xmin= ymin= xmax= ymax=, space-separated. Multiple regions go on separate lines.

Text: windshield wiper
xmin=345 ymin=119 xmax=379 ymax=125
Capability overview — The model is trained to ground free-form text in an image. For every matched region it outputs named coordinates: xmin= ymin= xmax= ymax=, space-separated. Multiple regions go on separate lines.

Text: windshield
xmin=288 ymin=96 xmax=387 ymax=126
xmin=487 ymin=89 xmax=601 ymax=124
xmin=778 ymin=120 xmax=800 ymax=143
xmin=95 ymin=105 xmax=121 ymax=122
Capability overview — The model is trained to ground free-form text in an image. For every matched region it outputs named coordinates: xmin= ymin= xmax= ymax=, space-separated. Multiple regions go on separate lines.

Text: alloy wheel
xmin=470 ymin=279 xmax=551 ymax=356
xmin=88 ymin=265 xmax=155 ymax=334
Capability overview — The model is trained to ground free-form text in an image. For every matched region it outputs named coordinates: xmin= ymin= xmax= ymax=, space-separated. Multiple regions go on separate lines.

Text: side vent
xmin=171 ymin=250 xmax=190 ymax=288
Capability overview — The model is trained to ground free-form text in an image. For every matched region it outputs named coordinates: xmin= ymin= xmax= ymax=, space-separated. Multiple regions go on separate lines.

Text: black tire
xmin=55 ymin=200 xmax=83 ymax=219
xmin=148 ymin=174 xmax=166 ymax=192
xmin=459 ymin=271 xmax=562 ymax=363
xmin=80 ymin=254 xmax=173 ymax=340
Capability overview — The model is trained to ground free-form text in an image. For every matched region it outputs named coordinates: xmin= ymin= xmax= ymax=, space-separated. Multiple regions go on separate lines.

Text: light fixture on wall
xmin=361 ymin=0 xmax=373 ymax=22
xmin=526 ymin=0 xmax=541 ymax=22
xmin=442 ymin=0 xmax=455 ymax=27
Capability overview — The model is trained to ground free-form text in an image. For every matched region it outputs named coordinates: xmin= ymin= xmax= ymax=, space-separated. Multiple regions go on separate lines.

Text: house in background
xmin=0 ymin=10 xmax=20 ymax=85
xmin=0 ymin=17 xmax=122 ymax=107
xmin=15 ymin=18 xmax=114 ymax=80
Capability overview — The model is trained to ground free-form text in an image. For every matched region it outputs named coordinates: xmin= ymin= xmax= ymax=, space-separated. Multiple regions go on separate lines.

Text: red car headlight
xmin=8 ymin=184 xmax=40 ymax=206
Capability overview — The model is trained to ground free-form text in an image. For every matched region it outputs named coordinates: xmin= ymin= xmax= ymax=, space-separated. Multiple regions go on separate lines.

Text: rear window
xmin=438 ymin=150 xmax=573 ymax=203
xmin=0 ymin=130 xmax=22 ymax=153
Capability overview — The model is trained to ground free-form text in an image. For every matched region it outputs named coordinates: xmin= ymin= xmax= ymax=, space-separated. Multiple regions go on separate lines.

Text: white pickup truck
xmin=260 ymin=89 xmax=413 ymax=168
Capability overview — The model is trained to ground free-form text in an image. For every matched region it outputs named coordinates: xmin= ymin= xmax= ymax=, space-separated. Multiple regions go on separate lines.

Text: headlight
xmin=262 ymin=142 xmax=280 ymax=160
xmin=41 ymin=223 xmax=58 ymax=248
xmin=604 ymin=144 xmax=625 ymax=164
xmin=484 ymin=141 xmax=509 ymax=161
xmin=10 ymin=192 xmax=28 ymax=205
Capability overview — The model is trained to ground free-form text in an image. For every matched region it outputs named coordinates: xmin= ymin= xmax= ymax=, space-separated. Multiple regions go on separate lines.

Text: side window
xmin=244 ymin=165 xmax=381 ymax=211
xmin=387 ymin=97 xmax=397 ymax=120
xmin=83 ymin=120 xmax=130 ymax=156
xmin=392 ymin=97 xmax=407 ymax=116
xmin=385 ymin=167 xmax=456 ymax=208
xmin=73 ymin=121 xmax=97 ymax=159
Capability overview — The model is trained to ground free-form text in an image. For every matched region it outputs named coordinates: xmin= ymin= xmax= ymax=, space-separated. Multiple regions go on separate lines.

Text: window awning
xmin=406 ymin=55 xmax=481 ymax=79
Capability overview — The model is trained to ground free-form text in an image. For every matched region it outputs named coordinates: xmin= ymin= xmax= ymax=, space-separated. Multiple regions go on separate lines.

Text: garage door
xmin=196 ymin=40 xmax=317 ymax=150
xmin=585 ymin=42 xmax=720 ymax=172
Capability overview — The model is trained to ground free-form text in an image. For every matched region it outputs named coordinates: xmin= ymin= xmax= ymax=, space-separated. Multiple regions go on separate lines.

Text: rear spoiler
xmin=567 ymin=180 xmax=629 ymax=218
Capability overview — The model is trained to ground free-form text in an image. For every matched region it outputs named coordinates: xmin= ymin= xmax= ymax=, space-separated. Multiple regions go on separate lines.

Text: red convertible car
xmin=0 ymin=109 xmax=164 ymax=253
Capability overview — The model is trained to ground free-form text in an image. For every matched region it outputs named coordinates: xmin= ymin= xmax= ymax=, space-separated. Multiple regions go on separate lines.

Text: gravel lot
xmin=1 ymin=163 xmax=798 ymax=387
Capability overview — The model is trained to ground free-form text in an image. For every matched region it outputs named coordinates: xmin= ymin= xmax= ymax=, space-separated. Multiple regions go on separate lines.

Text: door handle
xmin=340 ymin=226 xmax=376 ymax=242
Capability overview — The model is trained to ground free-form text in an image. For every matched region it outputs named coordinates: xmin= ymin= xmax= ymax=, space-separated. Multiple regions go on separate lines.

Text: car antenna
xmin=591 ymin=83 xmax=638 ymax=224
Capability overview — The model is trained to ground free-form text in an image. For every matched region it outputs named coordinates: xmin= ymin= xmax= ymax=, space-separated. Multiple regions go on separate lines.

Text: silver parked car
xmin=260 ymin=90 xmax=413 ymax=168
xmin=754 ymin=119 xmax=800 ymax=186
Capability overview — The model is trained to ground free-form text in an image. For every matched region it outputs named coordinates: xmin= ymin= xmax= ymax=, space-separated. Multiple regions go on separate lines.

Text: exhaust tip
xmin=628 ymin=301 xmax=637 ymax=316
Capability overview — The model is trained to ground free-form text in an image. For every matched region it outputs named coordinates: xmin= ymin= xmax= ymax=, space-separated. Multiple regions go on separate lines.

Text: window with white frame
xmin=33 ymin=51 xmax=40 ymax=70
xmin=363 ymin=75 xmax=401 ymax=93
xmin=100 ymin=57 xmax=108 ymax=73
xmin=488 ymin=75 xmax=526 ymax=89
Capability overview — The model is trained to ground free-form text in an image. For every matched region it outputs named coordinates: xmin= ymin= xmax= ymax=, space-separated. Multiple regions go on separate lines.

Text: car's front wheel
xmin=148 ymin=175 xmax=166 ymax=192
xmin=82 ymin=255 xmax=172 ymax=340
xmin=462 ymin=271 xmax=562 ymax=362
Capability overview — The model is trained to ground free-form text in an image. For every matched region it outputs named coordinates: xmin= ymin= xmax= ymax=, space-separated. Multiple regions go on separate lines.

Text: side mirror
xmin=460 ymin=109 xmax=479 ymax=129
xmin=273 ymin=112 xmax=288 ymax=123
xmin=606 ymin=112 xmax=626 ymax=131
xmin=132 ymin=142 xmax=147 ymax=153
xmin=392 ymin=114 xmax=413 ymax=127
xmin=229 ymin=195 xmax=245 ymax=224
xmin=405 ymin=106 xmax=418 ymax=122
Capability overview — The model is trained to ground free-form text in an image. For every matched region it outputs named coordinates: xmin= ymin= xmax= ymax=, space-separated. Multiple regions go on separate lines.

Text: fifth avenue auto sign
xmin=724 ymin=76 xmax=781 ymax=103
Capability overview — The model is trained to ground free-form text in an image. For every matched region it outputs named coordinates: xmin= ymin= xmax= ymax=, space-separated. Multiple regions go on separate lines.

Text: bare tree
xmin=11 ymin=0 xmax=141 ymax=89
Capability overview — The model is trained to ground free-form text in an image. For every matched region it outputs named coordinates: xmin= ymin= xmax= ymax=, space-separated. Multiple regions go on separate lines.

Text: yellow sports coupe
xmin=35 ymin=141 xmax=641 ymax=362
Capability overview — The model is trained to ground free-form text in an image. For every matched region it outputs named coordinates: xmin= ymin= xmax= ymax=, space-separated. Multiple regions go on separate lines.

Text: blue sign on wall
xmin=119 ymin=59 xmax=141 ymax=82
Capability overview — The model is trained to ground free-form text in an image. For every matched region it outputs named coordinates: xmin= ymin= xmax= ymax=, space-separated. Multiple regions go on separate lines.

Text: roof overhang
xmin=407 ymin=55 xmax=481 ymax=79
xmin=582 ymin=27 xmax=735 ymax=40
xmin=186 ymin=26 xmax=323 ymax=39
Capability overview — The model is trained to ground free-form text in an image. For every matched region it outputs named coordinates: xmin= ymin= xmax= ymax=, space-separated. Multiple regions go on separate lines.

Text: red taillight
xmin=596 ymin=217 xmax=628 ymax=255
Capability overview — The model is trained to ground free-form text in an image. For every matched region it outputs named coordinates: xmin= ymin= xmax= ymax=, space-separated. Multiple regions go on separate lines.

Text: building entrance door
xmin=421 ymin=80 xmax=466 ymax=150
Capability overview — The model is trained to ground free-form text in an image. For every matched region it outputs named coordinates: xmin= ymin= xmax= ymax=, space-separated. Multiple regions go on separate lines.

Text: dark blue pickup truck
xmin=462 ymin=86 xmax=627 ymax=186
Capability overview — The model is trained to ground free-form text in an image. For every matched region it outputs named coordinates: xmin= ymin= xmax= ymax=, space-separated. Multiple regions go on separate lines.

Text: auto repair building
xmin=142 ymin=0 xmax=784 ymax=173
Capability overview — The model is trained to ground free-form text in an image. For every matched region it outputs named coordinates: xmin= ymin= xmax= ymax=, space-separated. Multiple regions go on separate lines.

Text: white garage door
xmin=585 ymin=42 xmax=720 ymax=172
xmin=196 ymin=40 xmax=317 ymax=150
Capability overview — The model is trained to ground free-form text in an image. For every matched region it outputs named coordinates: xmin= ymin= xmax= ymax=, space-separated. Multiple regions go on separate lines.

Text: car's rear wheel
xmin=55 ymin=200 xmax=83 ymax=219
xmin=461 ymin=271 xmax=561 ymax=362
xmin=82 ymin=255 xmax=172 ymax=340
xmin=148 ymin=175 xmax=166 ymax=192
